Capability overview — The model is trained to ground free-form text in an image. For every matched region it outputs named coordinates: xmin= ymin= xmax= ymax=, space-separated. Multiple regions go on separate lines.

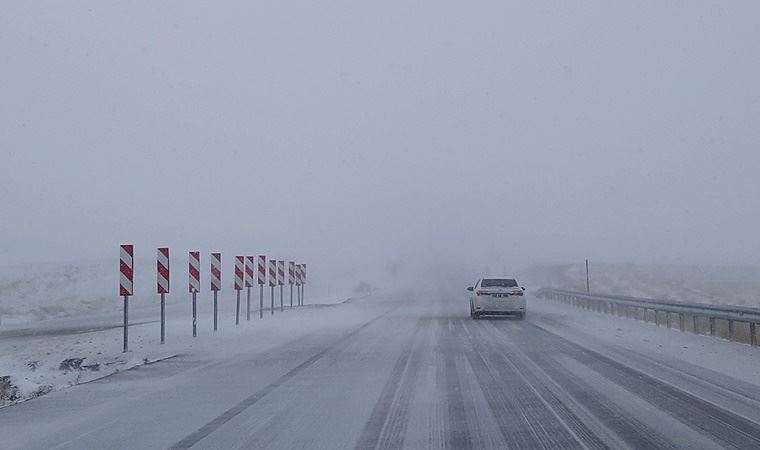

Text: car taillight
xmin=476 ymin=290 xmax=490 ymax=296
xmin=511 ymin=291 xmax=524 ymax=296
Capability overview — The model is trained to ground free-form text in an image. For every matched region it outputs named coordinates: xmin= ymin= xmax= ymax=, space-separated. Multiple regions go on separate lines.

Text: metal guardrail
xmin=536 ymin=288 xmax=759 ymax=347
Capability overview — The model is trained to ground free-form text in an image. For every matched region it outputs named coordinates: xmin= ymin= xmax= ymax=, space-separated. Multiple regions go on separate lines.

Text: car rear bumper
xmin=474 ymin=297 xmax=526 ymax=314
xmin=476 ymin=310 xmax=524 ymax=316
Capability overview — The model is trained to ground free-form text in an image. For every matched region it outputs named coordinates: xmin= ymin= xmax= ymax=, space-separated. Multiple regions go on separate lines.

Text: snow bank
xmin=529 ymin=296 xmax=760 ymax=386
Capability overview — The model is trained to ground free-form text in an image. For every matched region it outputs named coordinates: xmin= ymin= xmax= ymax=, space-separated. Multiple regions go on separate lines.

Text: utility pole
xmin=585 ymin=259 xmax=590 ymax=293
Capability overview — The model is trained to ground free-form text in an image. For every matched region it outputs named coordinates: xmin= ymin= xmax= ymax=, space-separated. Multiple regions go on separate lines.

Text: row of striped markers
xmin=119 ymin=245 xmax=307 ymax=352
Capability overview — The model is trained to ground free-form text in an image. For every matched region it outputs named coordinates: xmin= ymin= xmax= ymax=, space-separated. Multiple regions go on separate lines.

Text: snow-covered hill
xmin=0 ymin=259 xmax=170 ymax=325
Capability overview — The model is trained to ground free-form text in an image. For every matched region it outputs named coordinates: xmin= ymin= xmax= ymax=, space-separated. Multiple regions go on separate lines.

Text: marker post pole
xmin=157 ymin=247 xmax=170 ymax=344
xmin=189 ymin=251 xmax=201 ymax=338
xmin=211 ymin=252 xmax=222 ymax=332
xmin=123 ymin=295 xmax=129 ymax=352
xmin=120 ymin=244 xmax=134 ymax=353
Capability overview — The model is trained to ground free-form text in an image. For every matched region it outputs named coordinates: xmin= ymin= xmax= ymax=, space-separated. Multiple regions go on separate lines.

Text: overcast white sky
xmin=2 ymin=1 xmax=760 ymax=283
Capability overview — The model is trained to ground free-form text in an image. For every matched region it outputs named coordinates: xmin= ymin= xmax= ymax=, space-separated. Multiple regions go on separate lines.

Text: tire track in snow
xmin=528 ymin=322 xmax=760 ymax=449
xmin=456 ymin=318 xmax=583 ymax=449
xmin=355 ymin=317 xmax=428 ymax=450
xmin=476 ymin=322 xmax=611 ymax=449
xmin=534 ymin=311 xmax=760 ymax=415
xmin=169 ymin=309 xmax=393 ymax=449
xmin=491 ymin=321 xmax=679 ymax=449
xmin=440 ymin=318 xmax=472 ymax=449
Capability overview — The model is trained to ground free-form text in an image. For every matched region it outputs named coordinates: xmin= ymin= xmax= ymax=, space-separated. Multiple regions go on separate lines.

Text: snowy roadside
xmin=529 ymin=295 xmax=760 ymax=386
xmin=520 ymin=263 xmax=760 ymax=308
xmin=0 ymin=258 xmax=366 ymax=325
xmin=0 ymin=290 xmax=374 ymax=408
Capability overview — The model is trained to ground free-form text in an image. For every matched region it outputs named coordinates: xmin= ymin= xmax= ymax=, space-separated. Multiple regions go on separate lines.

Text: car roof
xmin=481 ymin=276 xmax=517 ymax=280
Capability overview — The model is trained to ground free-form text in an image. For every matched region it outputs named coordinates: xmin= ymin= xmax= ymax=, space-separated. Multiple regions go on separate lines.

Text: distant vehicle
xmin=467 ymin=277 xmax=526 ymax=319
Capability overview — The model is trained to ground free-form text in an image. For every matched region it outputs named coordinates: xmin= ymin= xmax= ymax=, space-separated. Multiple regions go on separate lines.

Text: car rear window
xmin=481 ymin=278 xmax=518 ymax=288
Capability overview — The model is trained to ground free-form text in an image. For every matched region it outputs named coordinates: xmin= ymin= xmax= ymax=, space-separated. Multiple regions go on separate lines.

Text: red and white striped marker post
xmin=302 ymin=263 xmax=307 ymax=306
xmin=245 ymin=256 xmax=254 ymax=321
xmin=189 ymin=251 xmax=200 ymax=337
xmin=288 ymin=261 xmax=295 ymax=309
xmin=120 ymin=244 xmax=134 ymax=353
xmin=295 ymin=263 xmax=302 ymax=306
xmin=277 ymin=260 xmax=285 ymax=312
xmin=211 ymin=252 xmax=222 ymax=331
xmin=235 ymin=256 xmax=244 ymax=325
xmin=257 ymin=255 xmax=266 ymax=319
xmin=157 ymin=247 xmax=170 ymax=344
xmin=268 ymin=258 xmax=277 ymax=315
xmin=299 ymin=264 xmax=305 ymax=306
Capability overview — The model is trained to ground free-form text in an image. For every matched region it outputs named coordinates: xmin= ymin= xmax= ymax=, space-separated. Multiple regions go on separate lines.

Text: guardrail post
xmin=643 ymin=308 xmax=647 ymax=323
xmin=751 ymin=323 xmax=757 ymax=346
xmin=692 ymin=315 xmax=699 ymax=334
xmin=709 ymin=317 xmax=716 ymax=336
xmin=666 ymin=312 xmax=671 ymax=328
xmin=679 ymin=313 xmax=684 ymax=332
xmin=728 ymin=320 xmax=735 ymax=341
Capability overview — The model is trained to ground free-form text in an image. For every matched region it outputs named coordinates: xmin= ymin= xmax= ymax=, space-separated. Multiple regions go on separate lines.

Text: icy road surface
xmin=3 ymin=291 xmax=760 ymax=449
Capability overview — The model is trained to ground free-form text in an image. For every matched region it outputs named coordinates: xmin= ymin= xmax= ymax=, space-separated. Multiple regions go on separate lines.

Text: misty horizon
xmin=3 ymin=1 xmax=759 ymax=277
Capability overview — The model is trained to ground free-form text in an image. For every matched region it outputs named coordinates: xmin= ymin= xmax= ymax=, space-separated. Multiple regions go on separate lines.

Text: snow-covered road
xmin=3 ymin=290 xmax=760 ymax=449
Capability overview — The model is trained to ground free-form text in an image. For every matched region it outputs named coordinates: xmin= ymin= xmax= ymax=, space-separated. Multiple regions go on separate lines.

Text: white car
xmin=467 ymin=277 xmax=526 ymax=319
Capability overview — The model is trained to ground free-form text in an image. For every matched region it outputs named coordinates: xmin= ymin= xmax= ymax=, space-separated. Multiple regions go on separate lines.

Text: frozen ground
xmin=520 ymin=262 xmax=760 ymax=307
xmin=2 ymin=289 xmax=760 ymax=449
xmin=0 ymin=284 xmax=360 ymax=407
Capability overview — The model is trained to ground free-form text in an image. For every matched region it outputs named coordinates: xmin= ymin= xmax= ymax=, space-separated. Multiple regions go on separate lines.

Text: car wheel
xmin=469 ymin=302 xmax=475 ymax=319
